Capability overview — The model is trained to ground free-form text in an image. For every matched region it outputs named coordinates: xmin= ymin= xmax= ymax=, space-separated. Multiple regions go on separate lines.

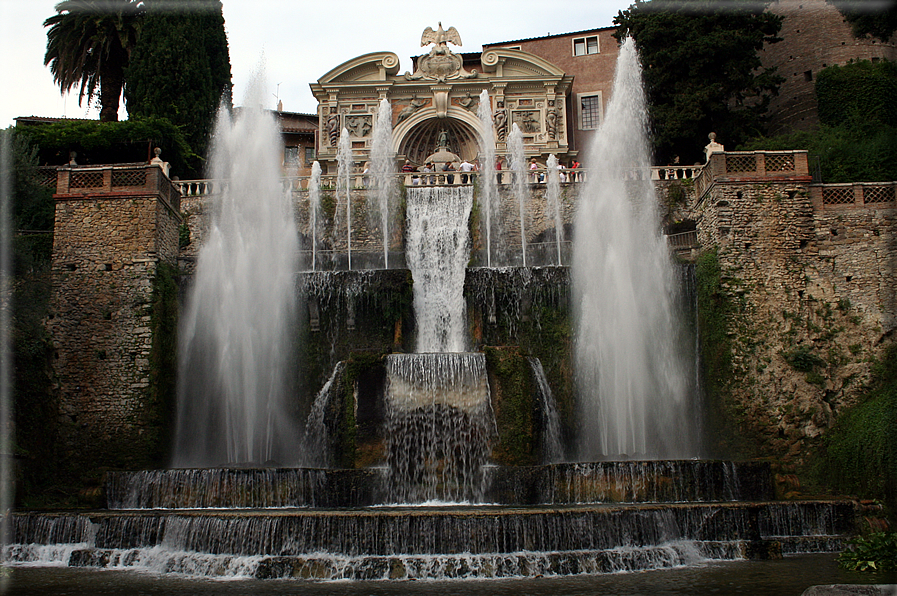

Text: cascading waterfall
xmin=476 ymin=89 xmax=497 ymax=267
xmin=508 ymin=123 xmax=527 ymax=267
xmin=370 ymin=98 xmax=394 ymax=269
xmin=173 ymin=75 xmax=301 ymax=467
xmin=572 ymin=37 xmax=699 ymax=460
xmin=384 ymin=353 xmax=494 ymax=503
xmin=309 ymin=161 xmax=321 ymax=271
xmin=302 ymin=361 xmax=346 ymax=468
xmin=546 ymin=154 xmax=564 ymax=266
xmin=528 ymin=358 xmax=564 ymax=464
xmin=386 ymin=186 xmax=494 ymax=502
xmin=337 ymin=127 xmax=353 ymax=270
xmin=406 ymin=186 xmax=473 ymax=353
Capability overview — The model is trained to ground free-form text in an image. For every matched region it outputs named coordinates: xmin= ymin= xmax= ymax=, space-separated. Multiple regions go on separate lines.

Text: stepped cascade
xmin=5 ymin=34 xmax=864 ymax=587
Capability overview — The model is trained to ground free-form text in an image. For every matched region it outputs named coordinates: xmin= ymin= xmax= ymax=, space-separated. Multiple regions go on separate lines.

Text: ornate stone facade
xmin=309 ymin=26 xmax=573 ymax=174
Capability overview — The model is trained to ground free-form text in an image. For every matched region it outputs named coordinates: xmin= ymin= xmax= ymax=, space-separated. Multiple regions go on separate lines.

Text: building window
xmin=573 ymin=36 xmax=599 ymax=56
xmin=284 ymin=146 xmax=299 ymax=165
xmin=578 ymin=93 xmax=603 ymax=130
xmin=305 ymin=146 xmax=315 ymax=165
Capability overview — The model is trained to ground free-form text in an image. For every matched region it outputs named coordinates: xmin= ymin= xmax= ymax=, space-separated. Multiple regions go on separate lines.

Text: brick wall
xmin=762 ymin=0 xmax=897 ymax=134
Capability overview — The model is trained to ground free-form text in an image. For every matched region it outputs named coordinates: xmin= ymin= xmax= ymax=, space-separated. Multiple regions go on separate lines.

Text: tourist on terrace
xmin=443 ymin=161 xmax=456 ymax=185
xmin=459 ymin=159 xmax=474 ymax=184
xmin=422 ymin=162 xmax=434 ymax=185
xmin=557 ymin=161 xmax=567 ymax=183
xmin=530 ymin=158 xmax=541 ymax=183
xmin=402 ymin=159 xmax=418 ymax=185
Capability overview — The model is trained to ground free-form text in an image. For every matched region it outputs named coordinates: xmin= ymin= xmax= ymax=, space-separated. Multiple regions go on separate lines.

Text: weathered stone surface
xmin=49 ymin=165 xmax=182 ymax=471
xmin=801 ymin=586 xmax=897 ymax=596
xmin=689 ymin=155 xmax=896 ymax=461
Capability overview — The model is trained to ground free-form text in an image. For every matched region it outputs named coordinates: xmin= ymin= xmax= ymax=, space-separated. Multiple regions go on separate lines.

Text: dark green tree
xmin=829 ymin=0 xmax=897 ymax=41
xmin=44 ymin=0 xmax=144 ymax=122
xmin=614 ymin=0 xmax=784 ymax=164
xmin=125 ymin=0 xmax=232 ymax=176
xmin=741 ymin=59 xmax=897 ymax=182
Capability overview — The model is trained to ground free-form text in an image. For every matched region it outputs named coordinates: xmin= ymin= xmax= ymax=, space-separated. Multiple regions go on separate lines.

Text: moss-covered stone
xmin=485 ymin=346 xmax=537 ymax=466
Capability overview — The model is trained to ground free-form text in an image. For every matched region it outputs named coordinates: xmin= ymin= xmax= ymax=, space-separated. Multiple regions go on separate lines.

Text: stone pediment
xmin=481 ymin=49 xmax=566 ymax=78
xmin=317 ymin=52 xmax=401 ymax=84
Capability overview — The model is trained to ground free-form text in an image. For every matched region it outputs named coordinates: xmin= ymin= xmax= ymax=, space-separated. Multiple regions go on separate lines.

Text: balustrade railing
xmin=53 ymin=163 xmax=180 ymax=212
xmin=176 ymin=165 xmax=703 ymax=197
xmin=665 ymin=230 xmax=699 ymax=250
xmin=693 ymin=150 xmax=810 ymax=204
xmin=811 ymin=182 xmax=897 ymax=209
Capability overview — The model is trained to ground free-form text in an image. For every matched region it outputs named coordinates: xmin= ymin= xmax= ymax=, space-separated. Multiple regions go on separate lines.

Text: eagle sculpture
xmin=421 ymin=22 xmax=462 ymax=48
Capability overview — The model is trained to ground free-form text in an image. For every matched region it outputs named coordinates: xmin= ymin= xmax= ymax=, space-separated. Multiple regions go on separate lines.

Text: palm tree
xmin=44 ymin=0 xmax=144 ymax=122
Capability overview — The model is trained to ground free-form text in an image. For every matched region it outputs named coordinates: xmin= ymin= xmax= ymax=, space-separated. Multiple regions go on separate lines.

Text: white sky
xmin=0 ymin=0 xmax=626 ymax=128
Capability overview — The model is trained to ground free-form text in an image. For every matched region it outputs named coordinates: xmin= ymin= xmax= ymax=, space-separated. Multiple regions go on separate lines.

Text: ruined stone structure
xmin=49 ymin=162 xmax=181 ymax=468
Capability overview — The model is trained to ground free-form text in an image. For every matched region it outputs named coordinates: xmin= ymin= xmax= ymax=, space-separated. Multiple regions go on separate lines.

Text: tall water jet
xmin=476 ymin=89 xmax=496 ymax=267
xmin=406 ymin=187 xmax=473 ymax=353
xmin=174 ymin=78 xmax=302 ymax=467
xmin=508 ymin=123 xmax=527 ymax=267
xmin=308 ymin=161 xmax=321 ymax=271
xmin=572 ymin=37 xmax=699 ymax=460
xmin=337 ymin=128 xmax=353 ymax=270
xmin=370 ymin=98 xmax=395 ymax=269
xmin=546 ymin=154 xmax=564 ymax=266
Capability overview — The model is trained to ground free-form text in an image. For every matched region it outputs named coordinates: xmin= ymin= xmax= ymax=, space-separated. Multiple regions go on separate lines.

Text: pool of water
xmin=3 ymin=554 xmax=895 ymax=596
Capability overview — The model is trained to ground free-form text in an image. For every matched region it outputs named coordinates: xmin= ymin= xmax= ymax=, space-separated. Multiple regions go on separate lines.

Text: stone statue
xmin=437 ymin=130 xmax=449 ymax=150
xmin=704 ymin=132 xmax=724 ymax=162
xmin=546 ymin=107 xmax=558 ymax=140
xmin=397 ymin=96 xmax=425 ymax=123
xmin=494 ymin=102 xmax=508 ymax=142
xmin=421 ymin=22 xmax=462 ymax=49
xmin=459 ymin=91 xmax=479 ymax=112
xmin=327 ymin=111 xmax=340 ymax=147
xmin=404 ymin=23 xmax=477 ymax=82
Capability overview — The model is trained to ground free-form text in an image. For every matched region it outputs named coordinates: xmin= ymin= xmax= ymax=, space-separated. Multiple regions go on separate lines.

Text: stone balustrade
xmin=693 ymin=150 xmax=811 ymax=201
xmin=176 ymin=165 xmax=703 ymax=197
xmin=809 ymin=182 xmax=897 ymax=210
xmin=55 ymin=163 xmax=181 ymax=213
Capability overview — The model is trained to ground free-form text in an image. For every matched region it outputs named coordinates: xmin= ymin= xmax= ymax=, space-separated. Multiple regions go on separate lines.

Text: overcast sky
xmin=0 ymin=0 xmax=627 ymax=128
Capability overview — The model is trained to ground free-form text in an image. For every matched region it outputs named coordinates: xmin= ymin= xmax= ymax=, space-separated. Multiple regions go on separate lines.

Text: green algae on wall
xmin=485 ymin=347 xmax=537 ymax=466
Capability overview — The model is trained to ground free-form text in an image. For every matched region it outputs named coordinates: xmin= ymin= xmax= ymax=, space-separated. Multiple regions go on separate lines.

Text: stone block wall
xmin=691 ymin=158 xmax=896 ymax=461
xmin=49 ymin=166 xmax=182 ymax=472
xmin=181 ymin=182 xmax=581 ymax=271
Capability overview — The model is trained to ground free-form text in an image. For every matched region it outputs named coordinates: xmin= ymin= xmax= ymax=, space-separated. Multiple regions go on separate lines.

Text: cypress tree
xmin=125 ymin=0 xmax=232 ymax=177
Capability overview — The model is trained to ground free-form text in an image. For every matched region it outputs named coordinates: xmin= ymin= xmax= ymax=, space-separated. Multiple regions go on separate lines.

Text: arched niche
xmin=394 ymin=108 xmax=483 ymax=164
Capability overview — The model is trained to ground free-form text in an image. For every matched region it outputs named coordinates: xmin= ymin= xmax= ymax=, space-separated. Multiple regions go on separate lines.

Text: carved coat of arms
xmin=405 ymin=23 xmax=477 ymax=82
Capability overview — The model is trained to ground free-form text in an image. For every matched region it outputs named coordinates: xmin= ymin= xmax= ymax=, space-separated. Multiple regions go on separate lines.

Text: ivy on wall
xmin=816 ymin=59 xmax=897 ymax=128
xmin=816 ymin=344 xmax=897 ymax=513
xmin=18 ymin=117 xmax=196 ymax=178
